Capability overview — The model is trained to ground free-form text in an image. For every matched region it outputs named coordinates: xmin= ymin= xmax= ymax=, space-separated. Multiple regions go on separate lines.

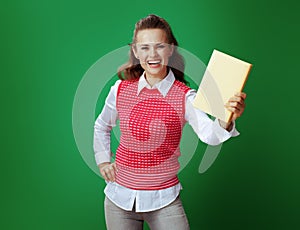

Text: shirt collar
xmin=137 ymin=69 xmax=175 ymax=97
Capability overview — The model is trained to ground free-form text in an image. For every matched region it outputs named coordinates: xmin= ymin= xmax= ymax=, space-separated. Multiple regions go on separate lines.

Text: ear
xmin=132 ymin=45 xmax=139 ymax=59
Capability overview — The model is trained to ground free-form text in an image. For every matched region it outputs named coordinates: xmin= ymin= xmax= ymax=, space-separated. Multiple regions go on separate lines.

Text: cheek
xmin=137 ymin=52 xmax=147 ymax=62
xmin=159 ymin=50 xmax=171 ymax=62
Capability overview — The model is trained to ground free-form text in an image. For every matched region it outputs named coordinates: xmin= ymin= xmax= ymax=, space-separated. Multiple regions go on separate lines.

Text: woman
xmin=94 ymin=14 xmax=246 ymax=230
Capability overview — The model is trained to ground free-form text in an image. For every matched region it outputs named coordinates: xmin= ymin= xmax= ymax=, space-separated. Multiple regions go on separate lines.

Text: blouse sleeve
xmin=185 ymin=89 xmax=240 ymax=146
xmin=93 ymin=80 xmax=121 ymax=165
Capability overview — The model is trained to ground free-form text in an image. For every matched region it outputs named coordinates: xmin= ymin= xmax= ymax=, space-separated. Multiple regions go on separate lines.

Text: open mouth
xmin=147 ymin=60 xmax=161 ymax=67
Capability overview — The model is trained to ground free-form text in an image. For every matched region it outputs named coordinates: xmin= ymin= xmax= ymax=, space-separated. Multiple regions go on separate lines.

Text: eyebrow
xmin=137 ymin=42 xmax=166 ymax=46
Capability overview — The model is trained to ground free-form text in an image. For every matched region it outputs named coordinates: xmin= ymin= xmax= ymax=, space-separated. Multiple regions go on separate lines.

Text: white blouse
xmin=94 ymin=70 xmax=239 ymax=212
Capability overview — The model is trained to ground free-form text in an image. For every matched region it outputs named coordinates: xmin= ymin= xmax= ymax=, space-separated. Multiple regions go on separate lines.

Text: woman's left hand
xmin=225 ymin=92 xmax=247 ymax=121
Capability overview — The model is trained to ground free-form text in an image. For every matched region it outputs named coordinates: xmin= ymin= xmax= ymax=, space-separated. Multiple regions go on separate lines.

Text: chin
xmin=147 ymin=71 xmax=164 ymax=78
xmin=145 ymin=66 xmax=168 ymax=78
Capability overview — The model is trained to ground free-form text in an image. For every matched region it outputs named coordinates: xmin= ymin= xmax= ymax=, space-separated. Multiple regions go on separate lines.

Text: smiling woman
xmin=118 ymin=15 xmax=186 ymax=84
xmin=93 ymin=14 xmax=246 ymax=230
xmin=133 ymin=35 xmax=173 ymax=86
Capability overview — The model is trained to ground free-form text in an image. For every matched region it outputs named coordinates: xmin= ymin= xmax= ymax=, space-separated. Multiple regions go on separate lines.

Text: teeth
xmin=148 ymin=60 xmax=161 ymax=64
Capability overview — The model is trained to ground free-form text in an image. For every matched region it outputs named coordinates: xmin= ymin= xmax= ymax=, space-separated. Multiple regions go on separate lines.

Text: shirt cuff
xmin=95 ymin=151 xmax=112 ymax=165
xmin=212 ymin=119 xmax=240 ymax=143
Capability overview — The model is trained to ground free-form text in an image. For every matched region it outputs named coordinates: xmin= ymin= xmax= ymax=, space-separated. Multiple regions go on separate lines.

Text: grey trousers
xmin=104 ymin=196 xmax=190 ymax=230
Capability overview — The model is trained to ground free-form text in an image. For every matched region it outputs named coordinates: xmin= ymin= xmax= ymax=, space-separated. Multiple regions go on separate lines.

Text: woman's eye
xmin=157 ymin=45 xmax=165 ymax=49
xmin=141 ymin=47 xmax=148 ymax=50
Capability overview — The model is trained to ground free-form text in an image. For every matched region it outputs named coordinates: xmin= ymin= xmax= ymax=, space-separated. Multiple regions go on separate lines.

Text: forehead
xmin=136 ymin=29 xmax=168 ymax=44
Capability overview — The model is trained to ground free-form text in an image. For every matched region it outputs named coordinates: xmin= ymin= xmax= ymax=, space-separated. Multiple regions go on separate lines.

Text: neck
xmin=145 ymin=69 xmax=168 ymax=87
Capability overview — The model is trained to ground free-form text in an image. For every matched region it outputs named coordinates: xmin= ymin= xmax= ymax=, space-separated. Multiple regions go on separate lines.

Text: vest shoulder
xmin=119 ymin=78 xmax=139 ymax=88
xmin=121 ymin=78 xmax=139 ymax=83
xmin=173 ymin=80 xmax=191 ymax=93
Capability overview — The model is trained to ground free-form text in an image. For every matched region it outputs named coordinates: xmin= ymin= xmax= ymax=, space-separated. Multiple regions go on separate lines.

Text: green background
xmin=1 ymin=0 xmax=299 ymax=229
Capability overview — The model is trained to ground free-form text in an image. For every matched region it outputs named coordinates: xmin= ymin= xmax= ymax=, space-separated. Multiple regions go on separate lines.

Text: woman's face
xmin=133 ymin=28 xmax=173 ymax=79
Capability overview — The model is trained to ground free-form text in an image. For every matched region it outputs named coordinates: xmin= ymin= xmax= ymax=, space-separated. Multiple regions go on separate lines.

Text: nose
xmin=149 ymin=46 xmax=158 ymax=57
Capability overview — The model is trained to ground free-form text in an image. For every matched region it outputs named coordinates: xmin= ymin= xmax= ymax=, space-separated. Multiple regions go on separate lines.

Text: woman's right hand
xmin=98 ymin=162 xmax=118 ymax=182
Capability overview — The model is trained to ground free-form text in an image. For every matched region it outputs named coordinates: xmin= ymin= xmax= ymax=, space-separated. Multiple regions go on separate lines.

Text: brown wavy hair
xmin=117 ymin=14 xmax=187 ymax=84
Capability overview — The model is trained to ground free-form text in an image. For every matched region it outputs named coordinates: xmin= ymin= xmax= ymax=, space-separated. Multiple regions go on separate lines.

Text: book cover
xmin=192 ymin=49 xmax=252 ymax=123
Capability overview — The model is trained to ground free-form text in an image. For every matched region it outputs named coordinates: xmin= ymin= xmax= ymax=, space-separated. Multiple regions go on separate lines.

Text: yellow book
xmin=192 ymin=49 xmax=252 ymax=123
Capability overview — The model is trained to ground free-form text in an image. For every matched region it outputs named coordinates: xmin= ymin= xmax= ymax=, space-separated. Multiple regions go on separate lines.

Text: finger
xmin=226 ymin=101 xmax=239 ymax=108
xmin=225 ymin=104 xmax=243 ymax=118
xmin=109 ymin=165 xmax=116 ymax=181
xmin=100 ymin=169 xmax=109 ymax=181
xmin=225 ymin=105 xmax=241 ymax=113
xmin=100 ymin=166 xmax=112 ymax=181
xmin=112 ymin=163 xmax=118 ymax=172
xmin=226 ymin=99 xmax=246 ymax=109
xmin=228 ymin=94 xmax=246 ymax=107
xmin=235 ymin=92 xmax=247 ymax=100
xmin=104 ymin=166 xmax=115 ymax=182
xmin=226 ymin=102 xmax=245 ymax=111
xmin=228 ymin=96 xmax=244 ymax=104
